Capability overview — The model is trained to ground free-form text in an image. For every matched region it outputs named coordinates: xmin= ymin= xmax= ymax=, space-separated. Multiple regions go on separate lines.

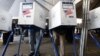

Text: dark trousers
xmin=3 ymin=31 xmax=14 ymax=45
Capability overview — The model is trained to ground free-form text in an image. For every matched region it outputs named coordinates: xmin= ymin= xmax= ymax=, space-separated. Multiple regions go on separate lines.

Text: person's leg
xmin=59 ymin=35 xmax=65 ymax=56
xmin=29 ymin=29 xmax=36 ymax=55
xmin=3 ymin=31 xmax=14 ymax=45
xmin=29 ymin=29 xmax=41 ymax=56
xmin=3 ymin=32 xmax=8 ymax=45
xmin=35 ymin=30 xmax=41 ymax=56
xmin=66 ymin=26 xmax=75 ymax=43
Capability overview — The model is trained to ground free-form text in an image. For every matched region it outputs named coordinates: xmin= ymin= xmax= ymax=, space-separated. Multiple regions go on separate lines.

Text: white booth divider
xmin=89 ymin=7 xmax=100 ymax=29
xmin=49 ymin=1 xmax=77 ymax=29
xmin=0 ymin=9 xmax=12 ymax=31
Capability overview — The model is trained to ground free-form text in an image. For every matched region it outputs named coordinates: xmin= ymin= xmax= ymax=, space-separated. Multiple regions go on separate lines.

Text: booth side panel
xmin=0 ymin=9 xmax=12 ymax=31
xmin=49 ymin=1 xmax=62 ymax=29
xmin=89 ymin=7 xmax=100 ymax=29
xmin=33 ymin=2 xmax=47 ymax=29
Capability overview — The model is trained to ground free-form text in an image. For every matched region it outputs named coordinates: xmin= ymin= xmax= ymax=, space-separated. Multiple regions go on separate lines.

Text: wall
xmin=0 ymin=0 xmax=15 ymax=11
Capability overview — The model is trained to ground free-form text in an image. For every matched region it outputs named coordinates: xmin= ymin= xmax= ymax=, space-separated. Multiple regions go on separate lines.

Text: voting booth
xmin=0 ymin=9 xmax=12 ymax=31
xmin=89 ymin=7 xmax=100 ymax=30
xmin=49 ymin=1 xmax=77 ymax=29
xmin=48 ymin=1 xmax=77 ymax=56
xmin=18 ymin=2 xmax=47 ymax=29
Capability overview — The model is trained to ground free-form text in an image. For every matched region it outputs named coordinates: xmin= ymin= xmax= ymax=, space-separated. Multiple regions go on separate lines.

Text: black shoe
xmin=29 ymin=51 xmax=41 ymax=56
xmin=36 ymin=52 xmax=41 ymax=56
xmin=29 ymin=52 xmax=34 ymax=56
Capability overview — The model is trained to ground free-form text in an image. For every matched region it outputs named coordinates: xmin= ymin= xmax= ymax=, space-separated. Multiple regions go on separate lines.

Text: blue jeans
xmin=29 ymin=27 xmax=40 ymax=52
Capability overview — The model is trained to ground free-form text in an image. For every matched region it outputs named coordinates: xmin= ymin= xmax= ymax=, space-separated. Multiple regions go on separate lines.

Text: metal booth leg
xmin=1 ymin=31 xmax=14 ymax=56
xmin=79 ymin=0 xmax=90 ymax=56
xmin=14 ymin=30 xmax=26 ymax=56
xmin=49 ymin=30 xmax=59 ymax=56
